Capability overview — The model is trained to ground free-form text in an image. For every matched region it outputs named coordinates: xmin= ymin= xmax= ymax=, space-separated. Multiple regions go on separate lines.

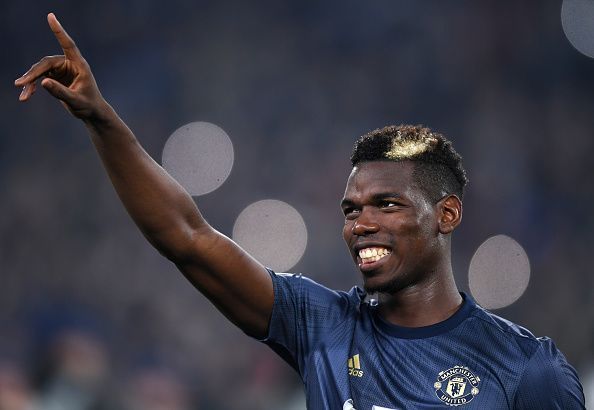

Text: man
xmin=15 ymin=14 xmax=585 ymax=409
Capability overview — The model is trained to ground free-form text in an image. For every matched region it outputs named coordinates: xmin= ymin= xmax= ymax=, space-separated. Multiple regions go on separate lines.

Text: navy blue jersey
xmin=260 ymin=271 xmax=585 ymax=409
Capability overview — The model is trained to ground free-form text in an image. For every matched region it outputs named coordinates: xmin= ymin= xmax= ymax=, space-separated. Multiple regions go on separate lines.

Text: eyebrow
xmin=340 ymin=192 xmax=404 ymax=208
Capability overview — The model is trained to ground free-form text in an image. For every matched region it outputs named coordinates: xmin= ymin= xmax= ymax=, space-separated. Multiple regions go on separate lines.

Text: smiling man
xmin=15 ymin=14 xmax=585 ymax=410
xmin=264 ymin=126 xmax=584 ymax=409
xmin=341 ymin=126 xmax=466 ymax=326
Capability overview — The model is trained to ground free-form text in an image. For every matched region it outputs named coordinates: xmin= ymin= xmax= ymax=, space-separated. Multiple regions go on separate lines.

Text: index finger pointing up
xmin=47 ymin=13 xmax=82 ymax=60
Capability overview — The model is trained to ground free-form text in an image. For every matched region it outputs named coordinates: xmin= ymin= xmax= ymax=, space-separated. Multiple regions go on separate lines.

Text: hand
xmin=15 ymin=13 xmax=108 ymax=120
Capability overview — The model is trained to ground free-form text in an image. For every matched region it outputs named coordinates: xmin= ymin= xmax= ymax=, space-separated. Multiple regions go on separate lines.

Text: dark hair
xmin=350 ymin=124 xmax=468 ymax=202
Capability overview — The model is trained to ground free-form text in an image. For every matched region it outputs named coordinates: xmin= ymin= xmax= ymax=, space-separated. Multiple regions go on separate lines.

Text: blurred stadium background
xmin=2 ymin=1 xmax=594 ymax=408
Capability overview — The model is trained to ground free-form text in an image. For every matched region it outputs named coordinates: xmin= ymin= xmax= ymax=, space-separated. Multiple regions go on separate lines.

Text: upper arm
xmin=173 ymin=225 xmax=274 ymax=339
xmin=514 ymin=338 xmax=585 ymax=409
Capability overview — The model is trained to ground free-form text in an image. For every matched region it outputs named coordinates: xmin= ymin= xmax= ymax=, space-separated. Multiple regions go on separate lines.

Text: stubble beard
xmin=363 ymin=273 xmax=410 ymax=295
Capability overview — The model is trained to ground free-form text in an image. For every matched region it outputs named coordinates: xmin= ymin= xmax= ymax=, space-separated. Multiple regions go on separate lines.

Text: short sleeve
xmin=514 ymin=337 xmax=585 ymax=409
xmin=259 ymin=270 xmax=355 ymax=379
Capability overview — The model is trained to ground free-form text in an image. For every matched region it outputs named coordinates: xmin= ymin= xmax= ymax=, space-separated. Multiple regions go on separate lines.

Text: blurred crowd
xmin=0 ymin=327 xmax=305 ymax=410
xmin=2 ymin=0 xmax=593 ymax=408
xmin=0 ymin=328 xmax=192 ymax=410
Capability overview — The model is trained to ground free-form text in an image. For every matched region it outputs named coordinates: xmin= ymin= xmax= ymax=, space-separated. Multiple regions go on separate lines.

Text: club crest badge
xmin=434 ymin=365 xmax=480 ymax=406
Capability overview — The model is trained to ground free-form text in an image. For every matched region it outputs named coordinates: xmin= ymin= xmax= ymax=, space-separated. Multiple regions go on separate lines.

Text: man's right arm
xmin=15 ymin=13 xmax=273 ymax=338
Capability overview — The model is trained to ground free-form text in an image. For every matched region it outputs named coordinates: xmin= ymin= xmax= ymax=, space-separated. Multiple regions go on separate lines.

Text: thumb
xmin=41 ymin=78 xmax=77 ymax=104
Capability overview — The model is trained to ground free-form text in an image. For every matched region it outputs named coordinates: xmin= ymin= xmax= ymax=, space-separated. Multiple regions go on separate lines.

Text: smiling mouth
xmin=357 ymin=247 xmax=392 ymax=266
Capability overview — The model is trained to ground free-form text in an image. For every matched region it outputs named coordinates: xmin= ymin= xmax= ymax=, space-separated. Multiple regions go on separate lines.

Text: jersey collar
xmin=369 ymin=292 xmax=476 ymax=339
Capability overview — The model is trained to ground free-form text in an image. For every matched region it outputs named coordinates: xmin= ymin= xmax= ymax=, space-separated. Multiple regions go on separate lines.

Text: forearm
xmin=16 ymin=13 xmax=275 ymax=337
xmin=84 ymin=102 xmax=207 ymax=259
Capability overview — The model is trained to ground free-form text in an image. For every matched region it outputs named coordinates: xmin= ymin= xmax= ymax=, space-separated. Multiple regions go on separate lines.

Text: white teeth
xmin=358 ymin=247 xmax=391 ymax=264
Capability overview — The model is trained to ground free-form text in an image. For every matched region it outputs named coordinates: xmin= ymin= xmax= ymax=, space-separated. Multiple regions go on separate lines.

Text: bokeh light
xmin=161 ymin=122 xmax=234 ymax=196
xmin=232 ymin=200 xmax=308 ymax=272
xmin=561 ymin=0 xmax=594 ymax=58
xmin=468 ymin=235 xmax=531 ymax=309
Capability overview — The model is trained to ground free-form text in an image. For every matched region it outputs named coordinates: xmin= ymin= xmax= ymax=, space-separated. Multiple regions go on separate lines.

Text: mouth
xmin=356 ymin=246 xmax=392 ymax=272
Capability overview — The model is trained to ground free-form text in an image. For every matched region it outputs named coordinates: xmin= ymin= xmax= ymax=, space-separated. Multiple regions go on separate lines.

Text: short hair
xmin=350 ymin=124 xmax=468 ymax=202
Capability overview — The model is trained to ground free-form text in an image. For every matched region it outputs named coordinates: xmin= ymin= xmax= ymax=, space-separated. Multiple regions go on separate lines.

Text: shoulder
xmin=466 ymin=302 xmax=585 ymax=408
xmin=513 ymin=336 xmax=585 ymax=408
xmin=268 ymin=269 xmax=364 ymax=318
xmin=467 ymin=302 xmax=543 ymax=359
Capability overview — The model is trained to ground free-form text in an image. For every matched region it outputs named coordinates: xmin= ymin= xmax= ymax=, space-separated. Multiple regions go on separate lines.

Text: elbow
xmin=148 ymin=224 xmax=217 ymax=265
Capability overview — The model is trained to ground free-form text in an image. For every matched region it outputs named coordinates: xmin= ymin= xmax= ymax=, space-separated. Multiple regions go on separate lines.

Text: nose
xmin=352 ymin=209 xmax=380 ymax=236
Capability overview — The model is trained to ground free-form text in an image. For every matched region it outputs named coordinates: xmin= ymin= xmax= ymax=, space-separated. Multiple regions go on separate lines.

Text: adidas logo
xmin=348 ymin=354 xmax=364 ymax=377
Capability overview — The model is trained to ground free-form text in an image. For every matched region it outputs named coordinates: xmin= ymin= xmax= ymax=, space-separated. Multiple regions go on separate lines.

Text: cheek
xmin=392 ymin=217 xmax=421 ymax=236
xmin=342 ymin=221 xmax=352 ymax=242
xmin=393 ymin=214 xmax=436 ymax=244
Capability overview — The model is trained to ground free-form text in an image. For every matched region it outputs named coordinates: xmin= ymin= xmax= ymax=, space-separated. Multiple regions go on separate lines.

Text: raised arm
xmin=15 ymin=13 xmax=273 ymax=338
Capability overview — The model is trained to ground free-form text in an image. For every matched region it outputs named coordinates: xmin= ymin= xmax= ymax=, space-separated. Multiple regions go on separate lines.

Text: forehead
xmin=343 ymin=161 xmax=418 ymax=199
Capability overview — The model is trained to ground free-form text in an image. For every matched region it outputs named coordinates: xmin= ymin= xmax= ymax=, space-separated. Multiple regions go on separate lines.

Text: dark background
xmin=1 ymin=1 xmax=593 ymax=408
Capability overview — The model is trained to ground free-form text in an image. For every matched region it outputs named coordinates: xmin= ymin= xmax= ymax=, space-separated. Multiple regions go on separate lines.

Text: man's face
xmin=341 ymin=161 xmax=443 ymax=294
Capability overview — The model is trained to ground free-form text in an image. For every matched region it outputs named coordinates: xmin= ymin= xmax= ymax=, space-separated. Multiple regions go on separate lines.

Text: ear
xmin=437 ymin=195 xmax=462 ymax=234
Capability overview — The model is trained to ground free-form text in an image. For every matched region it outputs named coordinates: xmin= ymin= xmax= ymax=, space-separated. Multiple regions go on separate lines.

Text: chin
xmin=363 ymin=275 xmax=406 ymax=295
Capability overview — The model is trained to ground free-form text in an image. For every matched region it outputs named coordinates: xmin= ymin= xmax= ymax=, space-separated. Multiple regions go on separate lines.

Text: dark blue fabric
xmin=260 ymin=270 xmax=585 ymax=410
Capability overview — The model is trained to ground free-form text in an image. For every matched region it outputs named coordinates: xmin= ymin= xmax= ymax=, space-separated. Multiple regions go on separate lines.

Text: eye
xmin=342 ymin=207 xmax=360 ymax=220
xmin=380 ymin=200 xmax=398 ymax=208
xmin=379 ymin=199 xmax=404 ymax=210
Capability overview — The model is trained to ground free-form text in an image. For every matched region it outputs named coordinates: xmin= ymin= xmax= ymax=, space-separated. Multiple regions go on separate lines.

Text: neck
xmin=376 ymin=265 xmax=462 ymax=328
